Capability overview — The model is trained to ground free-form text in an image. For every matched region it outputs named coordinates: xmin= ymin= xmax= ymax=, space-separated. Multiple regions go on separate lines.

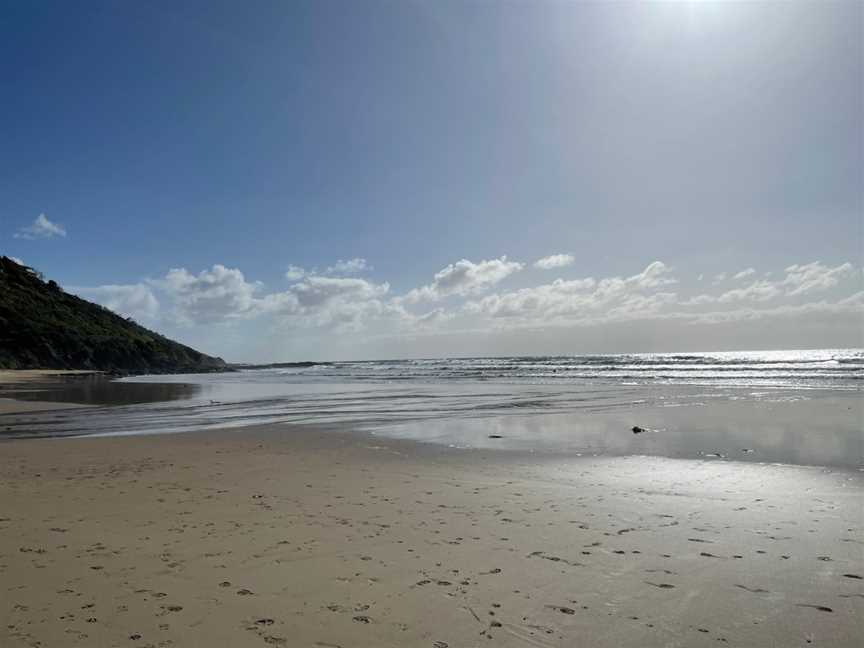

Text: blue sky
xmin=2 ymin=0 xmax=862 ymax=361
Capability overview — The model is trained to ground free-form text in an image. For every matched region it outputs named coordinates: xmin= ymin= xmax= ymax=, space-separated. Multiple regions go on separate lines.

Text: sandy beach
xmin=3 ymin=0 xmax=861 ymax=644
xmin=1 ymin=423 xmax=861 ymax=648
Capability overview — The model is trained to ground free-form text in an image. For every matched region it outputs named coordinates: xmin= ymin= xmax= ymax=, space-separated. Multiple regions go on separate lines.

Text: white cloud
xmin=681 ymin=294 xmax=715 ymax=306
xmin=628 ymin=261 xmax=677 ymax=289
xmin=782 ymin=261 xmax=854 ymax=296
xmin=534 ymin=254 xmax=574 ymax=270
xmin=732 ymin=268 xmax=756 ymax=280
xmin=99 ymin=262 xmax=395 ymax=332
xmin=14 ymin=214 xmax=66 ymax=240
xmin=290 ymin=275 xmax=388 ymax=308
xmin=461 ymin=259 xmax=859 ymax=334
xmin=716 ymin=280 xmax=782 ymax=303
xmin=285 ymin=265 xmax=306 ymax=281
xmin=466 ymin=261 xmax=676 ymax=324
xmin=466 ymin=277 xmax=595 ymax=319
xmin=699 ymin=261 xmax=856 ymax=306
xmin=73 ymin=284 xmax=160 ymax=321
xmin=263 ymin=275 xmax=392 ymax=332
xmin=285 ymin=258 xmax=370 ymax=282
xmin=326 ymin=258 xmax=370 ymax=275
xmin=712 ymin=272 xmax=727 ymax=285
xmin=690 ymin=290 xmax=864 ymax=325
xmin=403 ymin=256 xmax=524 ymax=303
xmin=414 ymin=307 xmax=454 ymax=328
xmin=155 ymin=265 xmax=263 ymax=325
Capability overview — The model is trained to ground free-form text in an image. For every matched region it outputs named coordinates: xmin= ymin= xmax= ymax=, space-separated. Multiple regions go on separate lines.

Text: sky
xmin=2 ymin=0 xmax=862 ymax=362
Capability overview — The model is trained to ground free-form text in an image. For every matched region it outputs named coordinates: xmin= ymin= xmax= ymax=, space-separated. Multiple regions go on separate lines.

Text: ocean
xmin=225 ymin=348 xmax=863 ymax=389
xmin=4 ymin=349 xmax=862 ymax=468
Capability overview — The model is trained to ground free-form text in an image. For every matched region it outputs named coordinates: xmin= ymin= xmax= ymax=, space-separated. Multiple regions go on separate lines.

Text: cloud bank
xmin=72 ymin=257 xmax=862 ymax=359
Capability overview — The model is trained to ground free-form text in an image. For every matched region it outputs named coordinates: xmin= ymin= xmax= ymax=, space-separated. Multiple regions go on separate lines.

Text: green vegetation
xmin=0 ymin=256 xmax=226 ymax=374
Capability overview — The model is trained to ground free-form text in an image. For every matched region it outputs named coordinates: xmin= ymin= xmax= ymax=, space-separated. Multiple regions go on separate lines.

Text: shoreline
xmin=5 ymin=417 xmax=864 ymax=478
xmin=1 ymin=380 xmax=860 ymax=471
xmin=1 ymin=422 xmax=862 ymax=647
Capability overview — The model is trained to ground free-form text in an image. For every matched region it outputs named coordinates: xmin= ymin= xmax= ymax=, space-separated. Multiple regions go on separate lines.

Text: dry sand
xmin=1 ymin=424 xmax=862 ymax=647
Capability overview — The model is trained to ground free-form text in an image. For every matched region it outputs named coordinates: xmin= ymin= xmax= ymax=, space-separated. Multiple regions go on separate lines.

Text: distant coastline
xmin=228 ymin=361 xmax=332 ymax=370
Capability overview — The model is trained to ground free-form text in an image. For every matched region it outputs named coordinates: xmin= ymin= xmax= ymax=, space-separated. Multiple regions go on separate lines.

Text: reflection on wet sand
xmin=1 ymin=375 xmax=861 ymax=470
xmin=377 ymin=394 xmax=864 ymax=469
xmin=7 ymin=378 xmax=202 ymax=406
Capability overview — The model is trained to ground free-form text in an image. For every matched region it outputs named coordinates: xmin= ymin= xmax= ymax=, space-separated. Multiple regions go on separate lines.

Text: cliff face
xmin=0 ymin=256 xmax=227 ymax=374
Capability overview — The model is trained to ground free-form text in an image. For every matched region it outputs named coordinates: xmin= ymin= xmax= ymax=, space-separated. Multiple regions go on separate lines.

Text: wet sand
xmin=0 ymin=370 xmax=100 ymax=415
xmin=1 ymin=424 xmax=862 ymax=647
xmin=0 ymin=370 xmax=201 ymax=413
xmin=0 ymin=370 xmax=102 ymax=384
xmin=0 ymin=398 xmax=88 ymax=415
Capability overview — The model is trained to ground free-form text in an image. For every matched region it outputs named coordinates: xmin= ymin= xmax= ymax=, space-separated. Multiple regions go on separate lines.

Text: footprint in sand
xmin=645 ymin=582 xmax=675 ymax=589
xmin=735 ymin=584 xmax=770 ymax=594
xmin=547 ymin=605 xmax=575 ymax=615
xmin=796 ymin=604 xmax=833 ymax=613
xmin=842 ymin=574 xmax=862 ymax=580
